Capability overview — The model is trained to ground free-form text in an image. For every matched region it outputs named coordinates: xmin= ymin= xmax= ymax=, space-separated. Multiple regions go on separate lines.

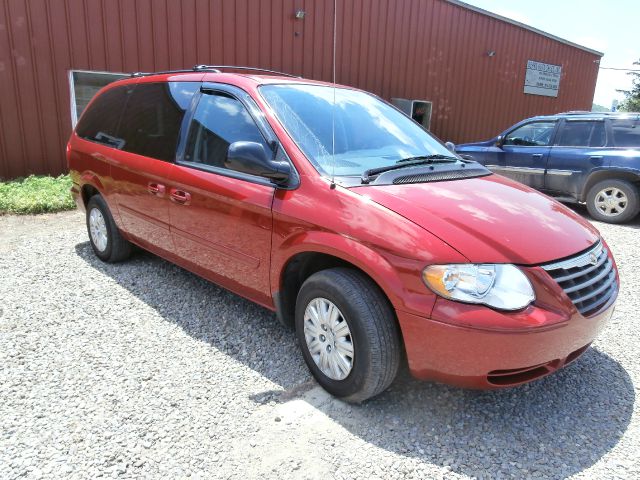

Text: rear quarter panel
xmin=580 ymin=150 xmax=640 ymax=200
xmin=545 ymin=147 xmax=612 ymax=198
xmin=67 ymin=135 xmax=123 ymax=226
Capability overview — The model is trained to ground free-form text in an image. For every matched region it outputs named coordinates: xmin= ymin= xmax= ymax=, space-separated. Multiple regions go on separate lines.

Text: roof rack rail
xmin=557 ymin=110 xmax=593 ymax=115
xmin=130 ymin=67 xmax=221 ymax=77
xmin=193 ymin=65 xmax=300 ymax=77
xmin=555 ymin=110 xmax=638 ymax=116
xmin=130 ymin=65 xmax=298 ymax=78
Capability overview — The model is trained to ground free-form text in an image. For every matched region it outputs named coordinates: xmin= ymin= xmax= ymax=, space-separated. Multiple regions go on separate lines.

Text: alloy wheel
xmin=594 ymin=187 xmax=628 ymax=217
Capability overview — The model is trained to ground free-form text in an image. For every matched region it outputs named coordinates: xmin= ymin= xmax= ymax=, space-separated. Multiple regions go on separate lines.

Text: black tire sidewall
xmin=86 ymin=196 xmax=114 ymax=261
xmin=587 ymin=179 xmax=639 ymax=223
xmin=295 ymin=274 xmax=378 ymax=399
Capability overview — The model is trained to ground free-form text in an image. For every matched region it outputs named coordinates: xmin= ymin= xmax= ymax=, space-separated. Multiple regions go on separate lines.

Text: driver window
xmin=503 ymin=122 xmax=555 ymax=147
xmin=184 ymin=92 xmax=270 ymax=168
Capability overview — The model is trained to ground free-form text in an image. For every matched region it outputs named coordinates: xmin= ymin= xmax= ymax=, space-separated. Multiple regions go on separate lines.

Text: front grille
xmin=392 ymin=167 xmax=490 ymax=184
xmin=541 ymin=241 xmax=618 ymax=317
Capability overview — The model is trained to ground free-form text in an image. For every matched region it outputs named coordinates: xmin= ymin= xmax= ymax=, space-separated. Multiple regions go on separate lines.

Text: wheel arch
xmin=79 ymin=172 xmax=107 ymax=207
xmin=581 ymin=169 xmax=640 ymax=202
xmin=273 ymin=239 xmax=405 ymax=329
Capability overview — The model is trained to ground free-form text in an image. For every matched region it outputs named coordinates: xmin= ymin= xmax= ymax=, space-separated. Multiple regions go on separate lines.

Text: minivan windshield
xmin=260 ymin=84 xmax=455 ymax=177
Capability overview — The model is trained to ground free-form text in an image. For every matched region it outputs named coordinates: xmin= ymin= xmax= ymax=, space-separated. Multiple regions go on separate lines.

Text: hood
xmin=354 ymin=174 xmax=600 ymax=265
xmin=456 ymin=138 xmax=497 ymax=149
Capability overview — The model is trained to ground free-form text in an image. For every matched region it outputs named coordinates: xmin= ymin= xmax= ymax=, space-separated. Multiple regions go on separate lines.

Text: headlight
xmin=422 ymin=264 xmax=535 ymax=311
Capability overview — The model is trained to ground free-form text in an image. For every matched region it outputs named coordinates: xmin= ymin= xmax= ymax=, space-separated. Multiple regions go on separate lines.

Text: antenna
xmin=329 ymin=0 xmax=337 ymax=190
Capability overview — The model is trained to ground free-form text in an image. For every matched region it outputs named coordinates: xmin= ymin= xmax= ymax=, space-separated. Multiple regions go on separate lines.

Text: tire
xmin=295 ymin=268 xmax=401 ymax=403
xmin=586 ymin=179 xmax=640 ymax=224
xmin=86 ymin=195 xmax=132 ymax=262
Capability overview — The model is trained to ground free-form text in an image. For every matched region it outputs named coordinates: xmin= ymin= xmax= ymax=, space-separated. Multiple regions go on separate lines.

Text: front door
xmin=169 ymin=85 xmax=276 ymax=306
xmin=494 ymin=120 xmax=557 ymax=190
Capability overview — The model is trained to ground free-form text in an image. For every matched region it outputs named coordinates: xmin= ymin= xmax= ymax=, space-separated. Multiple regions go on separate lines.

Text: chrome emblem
xmin=589 ymin=252 xmax=598 ymax=266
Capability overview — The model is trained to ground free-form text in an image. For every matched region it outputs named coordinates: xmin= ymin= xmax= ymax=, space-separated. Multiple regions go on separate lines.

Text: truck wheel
xmin=86 ymin=195 xmax=132 ymax=262
xmin=295 ymin=268 xmax=401 ymax=403
xmin=586 ymin=179 xmax=639 ymax=224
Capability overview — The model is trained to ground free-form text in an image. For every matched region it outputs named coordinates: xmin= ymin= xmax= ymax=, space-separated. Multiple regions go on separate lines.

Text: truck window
xmin=610 ymin=117 xmax=640 ymax=148
xmin=557 ymin=121 xmax=605 ymax=147
xmin=504 ymin=122 xmax=555 ymax=147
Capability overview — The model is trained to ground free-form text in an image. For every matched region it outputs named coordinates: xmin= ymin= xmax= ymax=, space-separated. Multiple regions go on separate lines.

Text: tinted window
xmin=504 ymin=122 xmax=555 ymax=146
xmin=611 ymin=117 xmax=640 ymax=147
xmin=557 ymin=121 xmax=605 ymax=147
xmin=184 ymin=92 xmax=269 ymax=168
xmin=70 ymin=71 xmax=127 ymax=126
xmin=118 ymin=82 xmax=199 ymax=161
xmin=75 ymin=85 xmax=130 ymax=148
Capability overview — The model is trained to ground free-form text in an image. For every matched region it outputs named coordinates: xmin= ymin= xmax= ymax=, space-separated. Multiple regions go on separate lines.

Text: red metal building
xmin=0 ymin=0 xmax=602 ymax=179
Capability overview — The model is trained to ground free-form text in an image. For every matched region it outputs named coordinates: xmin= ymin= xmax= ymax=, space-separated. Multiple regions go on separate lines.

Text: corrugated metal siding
xmin=0 ymin=0 xmax=601 ymax=179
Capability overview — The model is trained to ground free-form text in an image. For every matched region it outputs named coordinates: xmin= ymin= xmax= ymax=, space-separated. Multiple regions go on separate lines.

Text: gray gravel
xmin=1 ymin=207 xmax=639 ymax=479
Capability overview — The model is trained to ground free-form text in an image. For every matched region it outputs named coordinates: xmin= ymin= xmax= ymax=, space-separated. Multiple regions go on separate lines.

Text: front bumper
xmin=396 ymin=300 xmax=615 ymax=388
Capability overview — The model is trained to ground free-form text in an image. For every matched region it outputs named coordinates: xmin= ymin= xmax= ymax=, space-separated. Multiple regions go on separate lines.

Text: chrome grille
xmin=541 ymin=241 xmax=618 ymax=317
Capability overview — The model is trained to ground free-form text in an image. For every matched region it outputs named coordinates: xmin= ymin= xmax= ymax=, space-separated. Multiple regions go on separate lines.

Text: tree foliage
xmin=618 ymin=59 xmax=640 ymax=112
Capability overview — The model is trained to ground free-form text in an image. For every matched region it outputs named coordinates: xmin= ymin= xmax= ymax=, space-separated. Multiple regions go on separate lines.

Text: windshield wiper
xmin=361 ymin=155 xmax=459 ymax=184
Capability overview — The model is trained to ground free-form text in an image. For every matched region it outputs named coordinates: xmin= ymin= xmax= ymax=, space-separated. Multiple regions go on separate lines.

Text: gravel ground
xmin=1 ymin=207 xmax=639 ymax=479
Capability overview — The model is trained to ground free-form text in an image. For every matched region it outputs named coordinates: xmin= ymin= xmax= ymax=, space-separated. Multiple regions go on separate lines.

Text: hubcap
xmin=594 ymin=187 xmax=628 ymax=217
xmin=89 ymin=208 xmax=108 ymax=252
xmin=303 ymin=298 xmax=354 ymax=381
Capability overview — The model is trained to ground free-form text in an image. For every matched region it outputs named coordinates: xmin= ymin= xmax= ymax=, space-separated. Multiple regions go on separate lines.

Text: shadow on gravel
xmin=564 ymin=203 xmax=640 ymax=230
xmin=75 ymin=241 xmax=634 ymax=479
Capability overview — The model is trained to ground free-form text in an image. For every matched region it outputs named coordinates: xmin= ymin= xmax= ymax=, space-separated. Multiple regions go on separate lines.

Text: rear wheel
xmin=586 ymin=179 xmax=639 ymax=224
xmin=295 ymin=268 xmax=401 ymax=403
xmin=86 ymin=195 xmax=132 ymax=262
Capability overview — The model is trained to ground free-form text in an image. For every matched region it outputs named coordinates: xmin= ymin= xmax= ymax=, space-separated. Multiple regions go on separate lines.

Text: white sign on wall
xmin=524 ymin=60 xmax=562 ymax=97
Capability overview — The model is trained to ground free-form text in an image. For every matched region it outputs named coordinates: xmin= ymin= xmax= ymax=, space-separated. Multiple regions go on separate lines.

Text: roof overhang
xmin=447 ymin=0 xmax=604 ymax=57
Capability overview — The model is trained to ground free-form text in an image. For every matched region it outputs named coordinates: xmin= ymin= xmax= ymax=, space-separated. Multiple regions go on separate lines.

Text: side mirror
xmin=445 ymin=141 xmax=456 ymax=153
xmin=495 ymin=135 xmax=504 ymax=148
xmin=225 ymin=141 xmax=291 ymax=184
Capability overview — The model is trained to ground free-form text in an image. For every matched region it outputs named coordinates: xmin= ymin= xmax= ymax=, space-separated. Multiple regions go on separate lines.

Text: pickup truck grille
xmin=541 ymin=241 xmax=618 ymax=317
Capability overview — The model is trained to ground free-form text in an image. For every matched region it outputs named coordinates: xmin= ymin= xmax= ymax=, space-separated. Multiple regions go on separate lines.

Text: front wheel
xmin=295 ymin=268 xmax=401 ymax=403
xmin=586 ymin=179 xmax=639 ymax=224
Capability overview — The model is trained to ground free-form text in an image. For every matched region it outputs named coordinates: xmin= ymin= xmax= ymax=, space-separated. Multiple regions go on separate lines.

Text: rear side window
xmin=75 ymin=85 xmax=130 ymax=148
xmin=117 ymin=82 xmax=199 ymax=161
xmin=557 ymin=121 xmax=605 ymax=147
xmin=610 ymin=117 xmax=640 ymax=147
xmin=183 ymin=92 xmax=270 ymax=168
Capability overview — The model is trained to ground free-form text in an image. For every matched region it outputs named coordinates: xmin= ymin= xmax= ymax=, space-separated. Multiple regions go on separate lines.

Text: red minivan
xmin=68 ymin=66 xmax=619 ymax=402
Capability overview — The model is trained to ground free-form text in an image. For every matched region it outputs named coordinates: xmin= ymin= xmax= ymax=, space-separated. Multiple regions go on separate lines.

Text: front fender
xmin=271 ymin=230 xmax=438 ymax=317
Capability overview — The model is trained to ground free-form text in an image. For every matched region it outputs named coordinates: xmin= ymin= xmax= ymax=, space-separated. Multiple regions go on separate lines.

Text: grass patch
xmin=0 ymin=175 xmax=76 ymax=214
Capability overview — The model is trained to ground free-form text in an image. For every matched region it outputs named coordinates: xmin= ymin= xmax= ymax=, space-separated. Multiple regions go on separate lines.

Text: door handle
xmin=590 ymin=155 xmax=603 ymax=160
xmin=169 ymin=188 xmax=191 ymax=205
xmin=147 ymin=182 xmax=166 ymax=196
xmin=531 ymin=154 xmax=543 ymax=158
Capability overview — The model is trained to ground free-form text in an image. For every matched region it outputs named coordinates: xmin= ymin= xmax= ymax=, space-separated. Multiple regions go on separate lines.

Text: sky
xmin=464 ymin=0 xmax=638 ymax=108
